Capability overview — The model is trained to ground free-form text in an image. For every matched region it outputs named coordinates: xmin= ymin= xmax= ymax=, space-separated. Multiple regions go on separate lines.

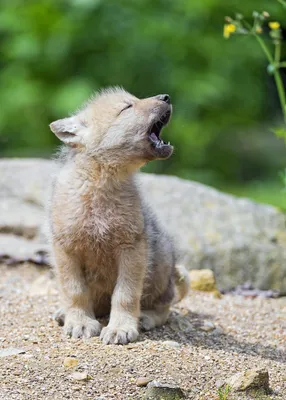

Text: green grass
xmin=221 ymin=180 xmax=286 ymax=210
xmin=217 ymin=385 xmax=231 ymax=400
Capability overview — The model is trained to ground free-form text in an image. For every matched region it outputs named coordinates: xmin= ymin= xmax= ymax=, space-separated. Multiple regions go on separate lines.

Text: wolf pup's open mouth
xmin=148 ymin=110 xmax=173 ymax=159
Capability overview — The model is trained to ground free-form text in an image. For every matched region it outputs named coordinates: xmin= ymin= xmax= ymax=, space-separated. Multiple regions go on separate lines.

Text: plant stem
xmin=243 ymin=18 xmax=286 ymax=123
xmin=275 ymin=40 xmax=281 ymax=65
xmin=274 ymin=70 xmax=286 ymax=124
xmin=255 ymin=35 xmax=286 ymax=123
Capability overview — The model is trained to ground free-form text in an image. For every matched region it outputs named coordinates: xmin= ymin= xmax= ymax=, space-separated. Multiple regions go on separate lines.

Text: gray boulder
xmin=0 ymin=158 xmax=286 ymax=291
xmin=139 ymin=174 xmax=286 ymax=292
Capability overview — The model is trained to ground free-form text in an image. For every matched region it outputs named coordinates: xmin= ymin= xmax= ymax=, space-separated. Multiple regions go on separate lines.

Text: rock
xmin=69 ymin=372 xmax=90 ymax=381
xmin=215 ymin=380 xmax=224 ymax=389
xmin=136 ymin=377 xmax=153 ymax=387
xmin=0 ymin=158 xmax=56 ymax=205
xmin=226 ymin=368 xmax=270 ymax=392
xmin=212 ymin=289 xmax=223 ymax=299
xmin=63 ymin=357 xmax=79 ymax=368
xmin=223 ymin=282 xmax=280 ymax=298
xmin=189 ymin=269 xmax=217 ymax=292
xmin=145 ymin=381 xmax=185 ymax=399
xmin=0 ymin=159 xmax=51 ymax=266
xmin=0 ymin=199 xmax=43 ymax=239
xmin=1 ymin=159 xmax=286 ymax=291
xmin=0 ymin=348 xmax=26 ymax=357
xmin=0 ymin=235 xmax=49 ymax=263
xmin=200 ymin=321 xmax=216 ymax=332
xmin=139 ymin=173 xmax=286 ymax=291
xmin=162 ymin=341 xmax=181 ymax=348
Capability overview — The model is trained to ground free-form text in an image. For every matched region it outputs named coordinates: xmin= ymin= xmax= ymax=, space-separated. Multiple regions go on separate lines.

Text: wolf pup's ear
xmin=49 ymin=116 xmax=84 ymax=146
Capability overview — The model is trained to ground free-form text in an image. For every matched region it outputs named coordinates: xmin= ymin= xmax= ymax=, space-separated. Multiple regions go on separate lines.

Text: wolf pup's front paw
xmin=100 ymin=325 xmax=139 ymax=345
xmin=64 ymin=312 xmax=102 ymax=339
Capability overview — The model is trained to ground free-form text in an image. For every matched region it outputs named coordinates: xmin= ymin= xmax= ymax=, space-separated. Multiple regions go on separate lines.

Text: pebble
xmin=69 ymin=372 xmax=90 ymax=381
xmin=145 ymin=381 xmax=185 ymax=399
xmin=63 ymin=357 xmax=79 ymax=368
xmin=189 ymin=269 xmax=217 ymax=292
xmin=136 ymin=377 xmax=153 ymax=387
xmin=162 ymin=340 xmax=181 ymax=348
xmin=226 ymin=368 xmax=270 ymax=392
xmin=215 ymin=380 xmax=224 ymax=388
xmin=0 ymin=348 xmax=26 ymax=357
xmin=200 ymin=321 xmax=216 ymax=332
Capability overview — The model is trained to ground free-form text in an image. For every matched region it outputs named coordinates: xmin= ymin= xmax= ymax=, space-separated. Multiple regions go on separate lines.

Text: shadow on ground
xmin=141 ymin=310 xmax=286 ymax=364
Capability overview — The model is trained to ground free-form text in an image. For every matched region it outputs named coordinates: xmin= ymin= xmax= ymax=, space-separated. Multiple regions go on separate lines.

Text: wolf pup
xmin=49 ymin=87 xmax=189 ymax=345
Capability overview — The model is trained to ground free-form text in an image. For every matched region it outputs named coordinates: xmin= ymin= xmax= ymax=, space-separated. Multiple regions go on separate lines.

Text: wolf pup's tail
xmin=173 ymin=264 xmax=190 ymax=303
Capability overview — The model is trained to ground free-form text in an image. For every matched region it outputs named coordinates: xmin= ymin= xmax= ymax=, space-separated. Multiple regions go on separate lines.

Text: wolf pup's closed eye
xmin=48 ymin=87 xmax=189 ymax=345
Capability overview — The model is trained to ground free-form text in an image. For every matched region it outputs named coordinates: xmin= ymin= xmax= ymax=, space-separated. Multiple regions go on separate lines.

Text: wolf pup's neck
xmin=64 ymin=152 xmax=136 ymax=187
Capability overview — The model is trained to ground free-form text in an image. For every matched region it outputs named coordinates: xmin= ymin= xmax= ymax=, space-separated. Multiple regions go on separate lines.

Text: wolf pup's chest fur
xmin=51 ymin=162 xmax=144 ymax=254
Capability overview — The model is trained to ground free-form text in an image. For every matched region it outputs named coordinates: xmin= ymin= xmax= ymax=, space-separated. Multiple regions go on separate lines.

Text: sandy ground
xmin=0 ymin=263 xmax=285 ymax=400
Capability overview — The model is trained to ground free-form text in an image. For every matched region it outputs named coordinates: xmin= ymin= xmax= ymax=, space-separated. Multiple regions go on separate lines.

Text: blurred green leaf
xmin=273 ymin=126 xmax=286 ymax=138
xmin=51 ymin=79 xmax=93 ymax=115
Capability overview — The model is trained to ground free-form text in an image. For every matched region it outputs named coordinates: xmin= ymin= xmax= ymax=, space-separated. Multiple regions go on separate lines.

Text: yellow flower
xmin=256 ymin=26 xmax=263 ymax=34
xmin=269 ymin=21 xmax=280 ymax=30
xmin=223 ymin=24 xmax=236 ymax=39
xmin=227 ymin=24 xmax=236 ymax=33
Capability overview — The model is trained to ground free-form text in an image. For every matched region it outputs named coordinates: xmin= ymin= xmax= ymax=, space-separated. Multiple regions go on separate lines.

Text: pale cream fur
xmin=49 ymin=87 xmax=189 ymax=344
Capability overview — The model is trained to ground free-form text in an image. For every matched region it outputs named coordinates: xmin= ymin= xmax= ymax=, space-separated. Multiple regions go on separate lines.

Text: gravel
xmin=0 ymin=263 xmax=285 ymax=399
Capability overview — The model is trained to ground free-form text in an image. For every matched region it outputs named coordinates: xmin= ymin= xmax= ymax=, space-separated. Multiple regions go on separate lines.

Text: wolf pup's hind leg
xmin=140 ymin=304 xmax=171 ymax=331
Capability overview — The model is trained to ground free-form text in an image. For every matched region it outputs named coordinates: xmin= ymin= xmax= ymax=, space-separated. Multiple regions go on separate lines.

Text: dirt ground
xmin=0 ymin=264 xmax=285 ymax=400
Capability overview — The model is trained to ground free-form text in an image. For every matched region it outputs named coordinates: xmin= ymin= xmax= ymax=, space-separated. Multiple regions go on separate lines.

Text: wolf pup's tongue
xmin=150 ymin=132 xmax=158 ymax=141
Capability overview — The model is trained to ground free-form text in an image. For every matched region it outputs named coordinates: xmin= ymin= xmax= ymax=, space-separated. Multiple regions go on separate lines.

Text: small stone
xmin=63 ymin=357 xmax=79 ymax=368
xmin=145 ymin=381 xmax=185 ymax=399
xmin=226 ymin=368 xmax=269 ymax=392
xmin=189 ymin=269 xmax=218 ymax=292
xmin=13 ymin=370 xmax=21 ymax=376
xmin=69 ymin=372 xmax=90 ymax=381
xmin=213 ymin=289 xmax=223 ymax=299
xmin=162 ymin=340 xmax=181 ymax=348
xmin=0 ymin=348 xmax=26 ymax=357
xmin=215 ymin=380 xmax=224 ymax=389
xmin=200 ymin=321 xmax=215 ymax=332
xmin=136 ymin=377 xmax=153 ymax=387
xmin=213 ymin=326 xmax=224 ymax=335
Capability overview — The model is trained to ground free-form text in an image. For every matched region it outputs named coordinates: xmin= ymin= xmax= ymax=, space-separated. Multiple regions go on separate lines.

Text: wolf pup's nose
xmin=157 ymin=94 xmax=170 ymax=104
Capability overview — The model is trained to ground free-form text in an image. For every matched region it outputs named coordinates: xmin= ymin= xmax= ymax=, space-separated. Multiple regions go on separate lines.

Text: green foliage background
xmin=1 ymin=0 xmax=286 ymax=205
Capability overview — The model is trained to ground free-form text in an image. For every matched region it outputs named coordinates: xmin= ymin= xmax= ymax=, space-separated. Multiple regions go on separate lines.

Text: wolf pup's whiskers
xmin=48 ymin=87 xmax=189 ymax=345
